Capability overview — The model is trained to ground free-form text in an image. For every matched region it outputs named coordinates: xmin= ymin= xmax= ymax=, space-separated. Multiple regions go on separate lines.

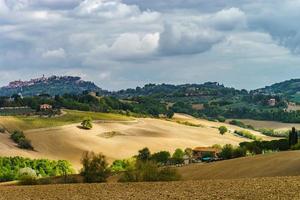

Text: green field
xmin=0 ymin=110 xmax=133 ymax=132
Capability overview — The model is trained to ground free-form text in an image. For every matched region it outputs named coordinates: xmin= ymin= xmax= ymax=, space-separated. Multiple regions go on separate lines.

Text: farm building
xmin=193 ymin=147 xmax=220 ymax=159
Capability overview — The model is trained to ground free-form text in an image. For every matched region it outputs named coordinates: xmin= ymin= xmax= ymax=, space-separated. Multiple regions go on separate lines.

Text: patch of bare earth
xmin=1 ymin=177 xmax=300 ymax=200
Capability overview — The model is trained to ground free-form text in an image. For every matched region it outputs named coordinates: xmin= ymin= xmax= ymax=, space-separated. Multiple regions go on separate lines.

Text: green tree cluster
xmin=0 ymin=157 xmax=73 ymax=182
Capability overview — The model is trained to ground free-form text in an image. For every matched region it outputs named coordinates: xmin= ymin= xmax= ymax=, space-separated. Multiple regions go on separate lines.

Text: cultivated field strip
xmin=1 ymin=177 xmax=300 ymax=200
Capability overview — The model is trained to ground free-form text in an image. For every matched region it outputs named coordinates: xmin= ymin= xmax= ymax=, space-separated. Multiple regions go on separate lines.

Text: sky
xmin=1 ymin=0 xmax=300 ymax=90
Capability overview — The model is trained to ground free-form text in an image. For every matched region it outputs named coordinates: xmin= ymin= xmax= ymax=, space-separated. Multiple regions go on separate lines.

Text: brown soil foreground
xmin=1 ymin=177 xmax=300 ymax=200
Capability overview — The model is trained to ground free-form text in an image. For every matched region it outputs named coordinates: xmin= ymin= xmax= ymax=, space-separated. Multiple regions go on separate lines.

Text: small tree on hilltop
xmin=81 ymin=118 xmax=93 ymax=130
xmin=218 ymin=126 xmax=228 ymax=135
xmin=80 ymin=151 xmax=110 ymax=183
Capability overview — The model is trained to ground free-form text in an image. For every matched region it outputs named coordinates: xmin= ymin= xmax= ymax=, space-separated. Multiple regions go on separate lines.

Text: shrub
xmin=18 ymin=167 xmax=38 ymax=185
xmin=218 ymin=126 xmax=228 ymax=135
xmin=239 ymin=139 xmax=289 ymax=154
xmin=10 ymin=130 xmax=33 ymax=150
xmin=212 ymin=144 xmax=222 ymax=150
xmin=80 ymin=151 xmax=110 ymax=183
xmin=229 ymin=120 xmax=254 ymax=130
xmin=110 ymin=158 xmax=136 ymax=172
xmin=0 ymin=157 xmax=74 ymax=182
xmin=151 ymin=151 xmax=171 ymax=165
xmin=217 ymin=116 xmax=226 ymax=122
xmin=259 ymin=128 xmax=288 ymax=138
xmin=11 ymin=130 xmax=25 ymax=143
xmin=158 ymin=167 xmax=181 ymax=181
xmin=118 ymin=161 xmax=180 ymax=182
xmin=18 ymin=138 xmax=33 ymax=150
xmin=291 ymin=143 xmax=300 ymax=150
xmin=232 ymin=147 xmax=247 ymax=158
xmin=172 ymin=148 xmax=184 ymax=164
xmin=137 ymin=147 xmax=151 ymax=161
xmin=234 ymin=130 xmax=259 ymax=141
xmin=166 ymin=110 xmax=174 ymax=119
xmin=81 ymin=118 xmax=93 ymax=129
xmin=0 ymin=127 xmax=5 ymax=133
xmin=219 ymin=144 xmax=234 ymax=159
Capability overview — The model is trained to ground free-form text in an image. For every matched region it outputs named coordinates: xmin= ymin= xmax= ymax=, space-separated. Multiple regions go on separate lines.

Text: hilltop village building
xmin=40 ymin=104 xmax=52 ymax=110
xmin=268 ymin=98 xmax=276 ymax=106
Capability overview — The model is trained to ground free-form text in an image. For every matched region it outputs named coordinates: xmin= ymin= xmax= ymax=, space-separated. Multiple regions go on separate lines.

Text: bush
xmin=259 ymin=128 xmax=288 ymax=138
xmin=232 ymin=147 xmax=247 ymax=158
xmin=219 ymin=144 xmax=234 ymax=159
xmin=291 ymin=143 xmax=300 ymax=150
xmin=217 ymin=116 xmax=226 ymax=122
xmin=0 ymin=127 xmax=5 ymax=133
xmin=166 ymin=110 xmax=174 ymax=119
xmin=137 ymin=147 xmax=151 ymax=161
xmin=81 ymin=118 xmax=93 ymax=129
xmin=18 ymin=167 xmax=38 ymax=185
xmin=0 ymin=157 xmax=74 ymax=182
xmin=229 ymin=120 xmax=254 ymax=130
xmin=80 ymin=151 xmax=110 ymax=183
xmin=239 ymin=139 xmax=289 ymax=154
xmin=118 ymin=161 xmax=180 ymax=182
xmin=18 ymin=138 xmax=34 ymax=150
xmin=218 ymin=126 xmax=228 ymax=135
xmin=10 ymin=130 xmax=34 ymax=150
xmin=172 ymin=148 xmax=184 ymax=164
xmin=234 ymin=130 xmax=259 ymax=141
xmin=11 ymin=130 xmax=25 ymax=143
xmin=110 ymin=158 xmax=136 ymax=172
xmin=151 ymin=151 xmax=171 ymax=165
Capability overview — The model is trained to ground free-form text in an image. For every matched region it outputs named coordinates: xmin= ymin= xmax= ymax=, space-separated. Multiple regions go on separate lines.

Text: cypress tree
xmin=289 ymin=127 xmax=298 ymax=147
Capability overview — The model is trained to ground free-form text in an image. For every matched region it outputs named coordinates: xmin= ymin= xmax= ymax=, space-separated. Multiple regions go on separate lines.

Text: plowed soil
xmin=1 ymin=177 xmax=300 ymax=200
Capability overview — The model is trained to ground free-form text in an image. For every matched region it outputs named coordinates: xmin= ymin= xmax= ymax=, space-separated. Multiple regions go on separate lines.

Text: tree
xmin=289 ymin=127 xmax=298 ymax=147
xmin=219 ymin=144 xmax=234 ymax=159
xmin=80 ymin=151 xmax=110 ymax=183
xmin=172 ymin=148 xmax=184 ymax=164
xmin=137 ymin=147 xmax=151 ymax=161
xmin=218 ymin=126 xmax=228 ymax=135
xmin=184 ymin=148 xmax=193 ymax=159
xmin=232 ymin=147 xmax=246 ymax=158
xmin=166 ymin=110 xmax=174 ymax=118
xmin=151 ymin=151 xmax=170 ymax=164
xmin=81 ymin=118 xmax=93 ymax=130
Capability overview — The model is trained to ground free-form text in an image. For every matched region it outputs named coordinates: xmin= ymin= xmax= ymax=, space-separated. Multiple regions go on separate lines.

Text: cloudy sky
xmin=1 ymin=0 xmax=300 ymax=90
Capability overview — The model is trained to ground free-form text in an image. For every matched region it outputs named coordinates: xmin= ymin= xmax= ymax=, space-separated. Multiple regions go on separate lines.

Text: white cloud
xmin=210 ymin=8 xmax=246 ymax=31
xmin=87 ymin=32 xmax=159 ymax=61
xmin=158 ymin=23 xmax=222 ymax=55
xmin=42 ymin=48 xmax=66 ymax=59
xmin=2 ymin=0 xmax=300 ymax=90
xmin=74 ymin=0 xmax=160 ymax=22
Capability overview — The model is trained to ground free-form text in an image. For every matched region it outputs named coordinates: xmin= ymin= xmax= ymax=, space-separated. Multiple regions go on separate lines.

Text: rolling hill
xmin=0 ymin=76 xmax=104 ymax=96
xmin=178 ymin=150 xmax=300 ymax=180
xmin=0 ymin=112 xmax=273 ymax=169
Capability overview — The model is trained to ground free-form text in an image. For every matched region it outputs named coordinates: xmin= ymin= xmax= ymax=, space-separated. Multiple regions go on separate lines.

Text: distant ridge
xmin=0 ymin=75 xmax=103 ymax=96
